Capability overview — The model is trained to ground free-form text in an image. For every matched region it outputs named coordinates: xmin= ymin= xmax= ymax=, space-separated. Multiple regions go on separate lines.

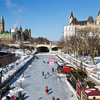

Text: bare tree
xmin=87 ymin=35 xmax=99 ymax=65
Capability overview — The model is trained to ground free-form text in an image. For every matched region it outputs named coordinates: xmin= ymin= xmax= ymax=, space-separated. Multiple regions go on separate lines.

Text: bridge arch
xmin=36 ymin=45 xmax=50 ymax=52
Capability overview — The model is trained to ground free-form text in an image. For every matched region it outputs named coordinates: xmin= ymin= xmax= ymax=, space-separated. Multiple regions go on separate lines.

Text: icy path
xmin=2 ymin=53 xmax=78 ymax=100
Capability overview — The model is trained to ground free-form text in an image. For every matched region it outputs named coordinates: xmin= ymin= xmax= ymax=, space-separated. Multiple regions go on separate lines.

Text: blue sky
xmin=0 ymin=0 xmax=100 ymax=41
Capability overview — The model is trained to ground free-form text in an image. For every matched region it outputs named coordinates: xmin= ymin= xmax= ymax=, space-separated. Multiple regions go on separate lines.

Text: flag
xmin=78 ymin=79 xmax=81 ymax=86
xmin=90 ymin=15 xmax=92 ymax=17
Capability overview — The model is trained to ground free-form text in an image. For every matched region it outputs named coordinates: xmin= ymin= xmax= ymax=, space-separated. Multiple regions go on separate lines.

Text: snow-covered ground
xmin=1 ymin=49 xmax=34 ymax=84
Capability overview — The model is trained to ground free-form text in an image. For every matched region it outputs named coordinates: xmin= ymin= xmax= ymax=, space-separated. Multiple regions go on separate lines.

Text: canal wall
xmin=0 ymin=52 xmax=15 ymax=67
xmin=0 ymin=52 xmax=35 ymax=89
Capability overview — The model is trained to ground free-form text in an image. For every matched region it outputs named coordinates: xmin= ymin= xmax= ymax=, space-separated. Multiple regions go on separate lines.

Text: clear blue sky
xmin=0 ymin=0 xmax=100 ymax=41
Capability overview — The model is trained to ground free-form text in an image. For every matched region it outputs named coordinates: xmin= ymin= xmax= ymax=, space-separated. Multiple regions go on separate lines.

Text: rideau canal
xmin=8 ymin=53 xmax=78 ymax=100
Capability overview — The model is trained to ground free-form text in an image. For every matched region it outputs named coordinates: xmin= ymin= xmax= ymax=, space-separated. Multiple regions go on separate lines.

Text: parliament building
xmin=0 ymin=14 xmax=31 ymax=41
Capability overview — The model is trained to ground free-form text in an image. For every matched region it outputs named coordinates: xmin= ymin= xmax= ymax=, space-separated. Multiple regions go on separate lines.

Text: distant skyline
xmin=0 ymin=0 xmax=100 ymax=41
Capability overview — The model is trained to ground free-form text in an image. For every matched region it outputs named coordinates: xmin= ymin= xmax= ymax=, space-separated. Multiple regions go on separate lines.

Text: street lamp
xmin=80 ymin=60 xmax=83 ymax=70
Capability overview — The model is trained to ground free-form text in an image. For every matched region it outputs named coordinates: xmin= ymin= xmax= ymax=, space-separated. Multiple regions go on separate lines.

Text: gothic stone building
xmin=0 ymin=14 xmax=31 ymax=41
xmin=64 ymin=10 xmax=100 ymax=40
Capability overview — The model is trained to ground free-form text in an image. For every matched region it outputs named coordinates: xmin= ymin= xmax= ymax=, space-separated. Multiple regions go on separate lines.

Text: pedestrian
xmin=52 ymin=96 xmax=55 ymax=100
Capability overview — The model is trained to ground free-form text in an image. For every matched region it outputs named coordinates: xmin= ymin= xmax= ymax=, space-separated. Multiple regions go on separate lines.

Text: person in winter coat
xmin=45 ymin=89 xmax=49 ymax=95
xmin=52 ymin=96 xmax=55 ymax=100
xmin=56 ymin=98 xmax=60 ymax=100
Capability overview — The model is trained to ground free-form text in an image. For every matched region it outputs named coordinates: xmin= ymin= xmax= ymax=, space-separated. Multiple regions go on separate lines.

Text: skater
xmin=71 ymin=92 xmax=73 ymax=97
xmin=56 ymin=98 xmax=60 ymax=100
xmin=45 ymin=89 xmax=49 ymax=95
xmin=45 ymin=86 xmax=48 ymax=90
xmin=45 ymin=86 xmax=49 ymax=95
xmin=44 ymin=74 xmax=46 ymax=79
xmin=43 ymin=60 xmax=46 ymax=63
xmin=47 ymin=72 xmax=49 ymax=76
xmin=52 ymin=96 xmax=55 ymax=100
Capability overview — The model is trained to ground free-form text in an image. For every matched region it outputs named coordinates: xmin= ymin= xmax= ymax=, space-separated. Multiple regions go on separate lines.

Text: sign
xmin=48 ymin=58 xmax=55 ymax=64
xmin=78 ymin=79 xmax=81 ymax=86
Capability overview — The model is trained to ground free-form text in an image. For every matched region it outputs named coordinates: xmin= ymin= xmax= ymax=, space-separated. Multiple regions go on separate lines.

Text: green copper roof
xmin=11 ymin=32 xmax=16 ymax=35
xmin=0 ymin=32 xmax=16 ymax=36
xmin=21 ymin=32 xmax=23 ymax=35
xmin=1 ymin=14 xmax=4 ymax=21
xmin=16 ymin=28 xmax=18 ymax=31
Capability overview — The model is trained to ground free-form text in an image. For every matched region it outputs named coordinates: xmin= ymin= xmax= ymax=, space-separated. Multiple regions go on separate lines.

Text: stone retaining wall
xmin=0 ymin=54 xmax=34 ymax=89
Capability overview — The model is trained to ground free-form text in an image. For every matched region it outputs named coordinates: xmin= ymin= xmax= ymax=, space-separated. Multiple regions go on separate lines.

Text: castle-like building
xmin=0 ymin=14 xmax=31 ymax=41
xmin=63 ymin=10 xmax=100 ymax=40
xmin=70 ymin=10 xmax=100 ymax=26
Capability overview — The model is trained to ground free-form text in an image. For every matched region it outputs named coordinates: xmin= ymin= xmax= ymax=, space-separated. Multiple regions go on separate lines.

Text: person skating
xmin=45 ymin=86 xmax=48 ymax=90
xmin=71 ymin=91 xmax=73 ymax=97
xmin=45 ymin=89 xmax=49 ymax=95
xmin=56 ymin=98 xmax=60 ymax=100
xmin=44 ymin=74 xmax=46 ymax=79
xmin=47 ymin=72 xmax=49 ymax=76
xmin=45 ymin=86 xmax=49 ymax=95
xmin=52 ymin=96 xmax=55 ymax=100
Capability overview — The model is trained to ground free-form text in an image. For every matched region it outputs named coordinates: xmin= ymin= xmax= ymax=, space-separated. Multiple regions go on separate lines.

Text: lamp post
xmin=80 ymin=60 xmax=83 ymax=70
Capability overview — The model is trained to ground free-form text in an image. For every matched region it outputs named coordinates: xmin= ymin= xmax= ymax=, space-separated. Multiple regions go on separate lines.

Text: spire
xmin=71 ymin=11 xmax=74 ymax=18
xmin=1 ymin=14 xmax=4 ymax=21
xmin=98 ymin=10 xmax=100 ymax=16
xmin=19 ymin=26 xmax=22 ymax=31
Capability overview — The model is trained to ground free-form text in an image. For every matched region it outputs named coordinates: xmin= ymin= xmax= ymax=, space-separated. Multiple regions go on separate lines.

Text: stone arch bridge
xmin=8 ymin=43 xmax=61 ymax=52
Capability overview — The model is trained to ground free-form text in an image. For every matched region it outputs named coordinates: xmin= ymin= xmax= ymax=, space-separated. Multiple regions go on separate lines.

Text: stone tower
xmin=96 ymin=10 xmax=100 ymax=25
xmin=29 ymin=29 xmax=31 ymax=39
xmin=69 ymin=12 xmax=74 ymax=25
xmin=0 ymin=14 xmax=5 ymax=33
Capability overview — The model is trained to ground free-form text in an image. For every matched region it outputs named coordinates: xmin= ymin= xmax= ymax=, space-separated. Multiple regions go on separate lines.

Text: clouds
xmin=13 ymin=22 xmax=17 ymax=29
xmin=5 ymin=0 xmax=24 ymax=28
xmin=5 ymin=0 xmax=15 ymax=8
xmin=13 ymin=7 xmax=24 ymax=14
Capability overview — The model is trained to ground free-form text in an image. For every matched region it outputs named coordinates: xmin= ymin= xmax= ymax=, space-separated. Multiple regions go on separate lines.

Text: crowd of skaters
xmin=43 ymin=61 xmax=60 ymax=100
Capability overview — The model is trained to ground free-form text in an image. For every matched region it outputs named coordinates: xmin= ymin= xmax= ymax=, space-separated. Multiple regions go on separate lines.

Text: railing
xmin=56 ymin=52 xmax=95 ymax=72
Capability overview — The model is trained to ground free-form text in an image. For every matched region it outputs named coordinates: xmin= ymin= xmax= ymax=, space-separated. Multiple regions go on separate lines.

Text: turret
xmin=1 ymin=14 xmax=4 ymax=22
xmin=0 ymin=14 xmax=5 ymax=33
xmin=98 ymin=10 xmax=100 ymax=17
xmin=96 ymin=10 xmax=100 ymax=25
xmin=29 ymin=28 xmax=31 ymax=38
xmin=69 ymin=12 xmax=74 ymax=24
xmin=19 ymin=26 xmax=22 ymax=31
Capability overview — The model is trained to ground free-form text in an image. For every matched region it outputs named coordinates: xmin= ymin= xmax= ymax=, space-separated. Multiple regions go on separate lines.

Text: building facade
xmin=77 ymin=84 xmax=100 ymax=100
xmin=0 ymin=14 xmax=31 ymax=41
xmin=63 ymin=10 xmax=100 ymax=40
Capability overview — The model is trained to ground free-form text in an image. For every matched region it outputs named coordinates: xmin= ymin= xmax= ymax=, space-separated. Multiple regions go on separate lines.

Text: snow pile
xmin=1 ymin=49 xmax=34 ymax=83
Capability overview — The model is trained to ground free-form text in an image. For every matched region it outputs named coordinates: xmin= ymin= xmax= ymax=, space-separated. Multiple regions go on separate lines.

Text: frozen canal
xmin=3 ymin=53 xmax=78 ymax=100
